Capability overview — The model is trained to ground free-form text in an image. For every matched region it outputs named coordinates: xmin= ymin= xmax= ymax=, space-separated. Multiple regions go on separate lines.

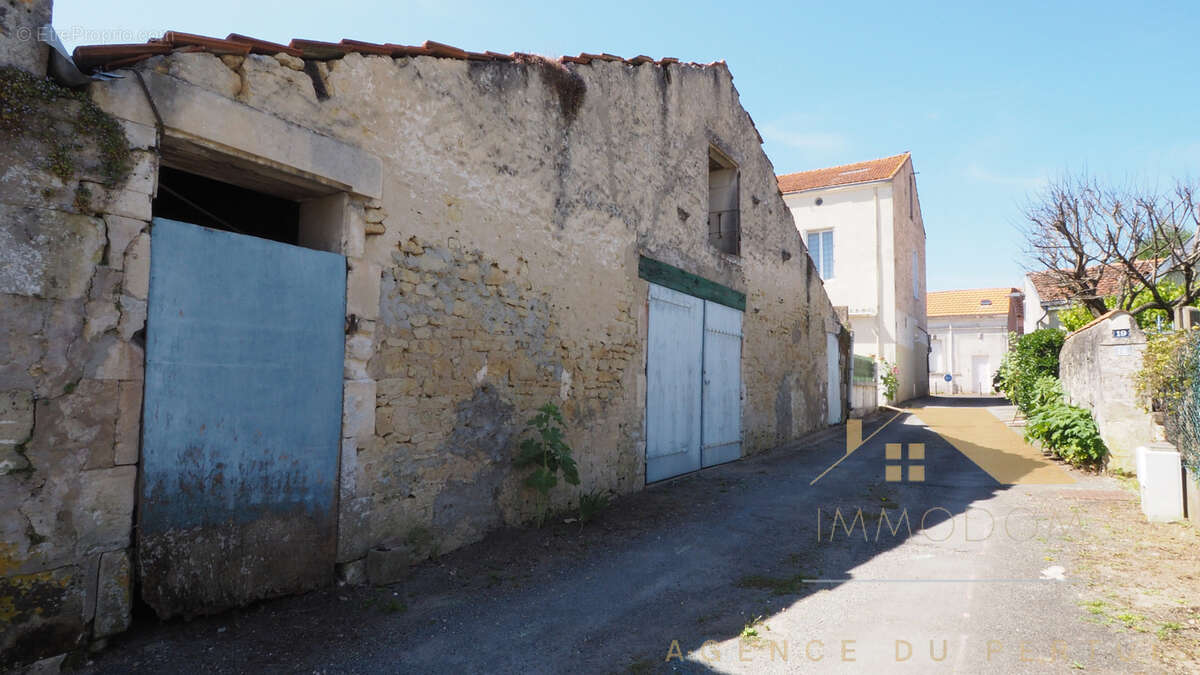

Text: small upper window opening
xmin=980 ymin=299 xmax=993 ymax=306
xmin=707 ymin=146 xmax=740 ymax=256
xmin=153 ymin=166 xmax=299 ymax=245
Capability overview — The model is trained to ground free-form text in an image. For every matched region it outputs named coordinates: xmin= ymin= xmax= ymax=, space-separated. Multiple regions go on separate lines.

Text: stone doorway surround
xmin=85 ymin=68 xmax=387 ymax=611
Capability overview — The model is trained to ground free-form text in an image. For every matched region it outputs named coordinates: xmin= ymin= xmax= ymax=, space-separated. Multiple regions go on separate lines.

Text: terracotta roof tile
xmin=71 ymin=31 xmax=718 ymax=80
xmin=72 ymin=42 xmax=172 ymax=70
xmin=420 ymin=40 xmax=468 ymax=59
xmin=927 ymin=288 xmax=1020 ymax=317
xmin=385 ymin=43 xmax=433 ymax=58
xmin=777 ymin=153 xmax=910 ymax=194
xmin=1027 ymin=260 xmax=1159 ymax=304
xmin=338 ymin=39 xmax=395 ymax=56
xmin=162 ymin=31 xmax=251 ymax=55
xmin=288 ymin=39 xmax=353 ymax=60
xmin=226 ymin=33 xmax=304 ymax=58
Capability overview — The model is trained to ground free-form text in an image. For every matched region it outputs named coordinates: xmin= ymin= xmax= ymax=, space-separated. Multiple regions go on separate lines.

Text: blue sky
xmin=54 ymin=1 xmax=1200 ymax=291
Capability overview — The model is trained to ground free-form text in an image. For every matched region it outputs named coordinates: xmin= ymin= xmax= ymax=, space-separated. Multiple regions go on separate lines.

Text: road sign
xmin=944 ymin=374 xmax=952 ymax=382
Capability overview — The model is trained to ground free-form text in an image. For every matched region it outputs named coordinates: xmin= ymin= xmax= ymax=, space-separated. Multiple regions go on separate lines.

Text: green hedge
xmin=997 ymin=330 xmax=1107 ymax=467
xmin=996 ymin=329 xmax=1066 ymax=413
xmin=1022 ymin=376 xmax=1106 ymax=466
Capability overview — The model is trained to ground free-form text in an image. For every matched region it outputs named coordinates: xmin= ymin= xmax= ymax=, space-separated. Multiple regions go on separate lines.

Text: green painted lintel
xmin=637 ymin=256 xmax=746 ymax=311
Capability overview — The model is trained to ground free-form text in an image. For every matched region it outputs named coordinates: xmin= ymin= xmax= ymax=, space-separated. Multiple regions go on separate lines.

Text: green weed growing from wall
xmin=514 ymin=402 xmax=580 ymax=527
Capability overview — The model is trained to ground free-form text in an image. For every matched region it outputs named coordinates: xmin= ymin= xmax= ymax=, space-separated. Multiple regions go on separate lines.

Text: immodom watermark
xmin=663 ymin=636 xmax=1173 ymax=666
xmin=816 ymin=505 xmax=1087 ymax=543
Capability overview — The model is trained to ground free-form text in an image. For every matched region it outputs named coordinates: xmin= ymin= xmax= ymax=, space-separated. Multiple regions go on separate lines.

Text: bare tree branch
xmin=1021 ymin=173 xmax=1200 ymax=320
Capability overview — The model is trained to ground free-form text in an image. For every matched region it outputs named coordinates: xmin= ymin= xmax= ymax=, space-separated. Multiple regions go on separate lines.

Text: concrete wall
xmin=1059 ymin=311 xmax=1154 ymax=472
xmin=2 ymin=41 xmax=843 ymax=663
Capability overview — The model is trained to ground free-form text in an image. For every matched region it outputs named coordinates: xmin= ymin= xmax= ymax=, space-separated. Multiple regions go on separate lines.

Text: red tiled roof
xmin=927 ymin=288 xmax=1019 ymax=317
xmin=1027 ymin=260 xmax=1159 ymax=305
xmin=71 ymin=32 xmax=716 ymax=73
xmin=776 ymin=153 xmax=910 ymax=194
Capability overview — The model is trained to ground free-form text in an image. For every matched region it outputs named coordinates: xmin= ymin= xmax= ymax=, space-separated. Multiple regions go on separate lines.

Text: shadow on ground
xmin=86 ymin=397 xmax=1027 ymax=673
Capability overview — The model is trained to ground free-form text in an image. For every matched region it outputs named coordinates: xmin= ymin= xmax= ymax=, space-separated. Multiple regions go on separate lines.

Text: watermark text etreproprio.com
xmin=13 ymin=26 xmax=165 ymax=44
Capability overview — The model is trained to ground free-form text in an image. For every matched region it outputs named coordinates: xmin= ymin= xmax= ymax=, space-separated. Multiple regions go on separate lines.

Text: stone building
xmin=926 ymin=288 xmax=1023 ymax=395
xmin=0 ymin=7 xmax=847 ymax=667
xmin=777 ymin=153 xmax=929 ymax=407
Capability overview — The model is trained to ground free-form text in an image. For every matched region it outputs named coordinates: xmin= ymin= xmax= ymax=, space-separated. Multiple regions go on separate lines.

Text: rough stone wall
xmin=0 ymin=61 xmax=148 ymax=668
xmin=363 ymin=237 xmax=642 ymax=553
xmin=131 ymin=50 xmax=837 ymax=556
xmin=1060 ymin=312 xmax=1154 ymax=472
xmin=2 ymin=41 xmax=841 ymax=661
xmin=0 ymin=0 xmax=50 ymax=77
xmin=97 ymin=51 xmax=838 ymax=560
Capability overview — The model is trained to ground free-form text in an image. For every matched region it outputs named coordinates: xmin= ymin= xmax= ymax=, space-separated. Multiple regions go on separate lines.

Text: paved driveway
xmin=86 ymin=397 xmax=1147 ymax=674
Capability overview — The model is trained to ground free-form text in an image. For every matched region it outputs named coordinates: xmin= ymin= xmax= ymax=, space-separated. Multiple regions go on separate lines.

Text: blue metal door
xmin=139 ymin=218 xmax=346 ymax=618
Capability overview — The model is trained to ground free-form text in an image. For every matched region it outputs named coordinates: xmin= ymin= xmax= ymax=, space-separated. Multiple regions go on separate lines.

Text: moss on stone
xmin=72 ymin=183 xmax=92 ymax=213
xmin=0 ymin=66 xmax=132 ymax=189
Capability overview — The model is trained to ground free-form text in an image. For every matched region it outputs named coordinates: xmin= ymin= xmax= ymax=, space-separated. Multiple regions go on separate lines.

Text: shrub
xmin=1027 ymin=375 xmax=1064 ymax=411
xmin=998 ymin=329 xmax=1066 ymax=413
xmin=1024 ymin=402 xmax=1106 ymax=467
xmin=1136 ymin=330 xmax=1199 ymax=411
xmin=1015 ymin=368 xmax=1107 ymax=467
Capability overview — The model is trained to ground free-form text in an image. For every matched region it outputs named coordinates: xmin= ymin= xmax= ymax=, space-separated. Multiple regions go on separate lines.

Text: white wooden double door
xmin=646 ymin=283 xmax=744 ymax=483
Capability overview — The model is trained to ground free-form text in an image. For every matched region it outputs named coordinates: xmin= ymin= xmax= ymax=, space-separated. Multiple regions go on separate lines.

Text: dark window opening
xmin=707 ymin=146 xmax=740 ymax=256
xmin=153 ymin=166 xmax=300 ymax=245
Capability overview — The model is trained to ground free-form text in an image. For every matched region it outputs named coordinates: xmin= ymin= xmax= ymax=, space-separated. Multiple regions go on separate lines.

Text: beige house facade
xmin=927 ymin=288 xmax=1023 ymax=395
xmin=778 ymin=153 xmax=929 ymax=405
xmin=0 ymin=9 xmax=848 ymax=666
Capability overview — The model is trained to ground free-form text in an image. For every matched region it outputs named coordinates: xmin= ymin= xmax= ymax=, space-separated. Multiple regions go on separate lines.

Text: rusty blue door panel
xmin=139 ymin=218 xmax=345 ymax=618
